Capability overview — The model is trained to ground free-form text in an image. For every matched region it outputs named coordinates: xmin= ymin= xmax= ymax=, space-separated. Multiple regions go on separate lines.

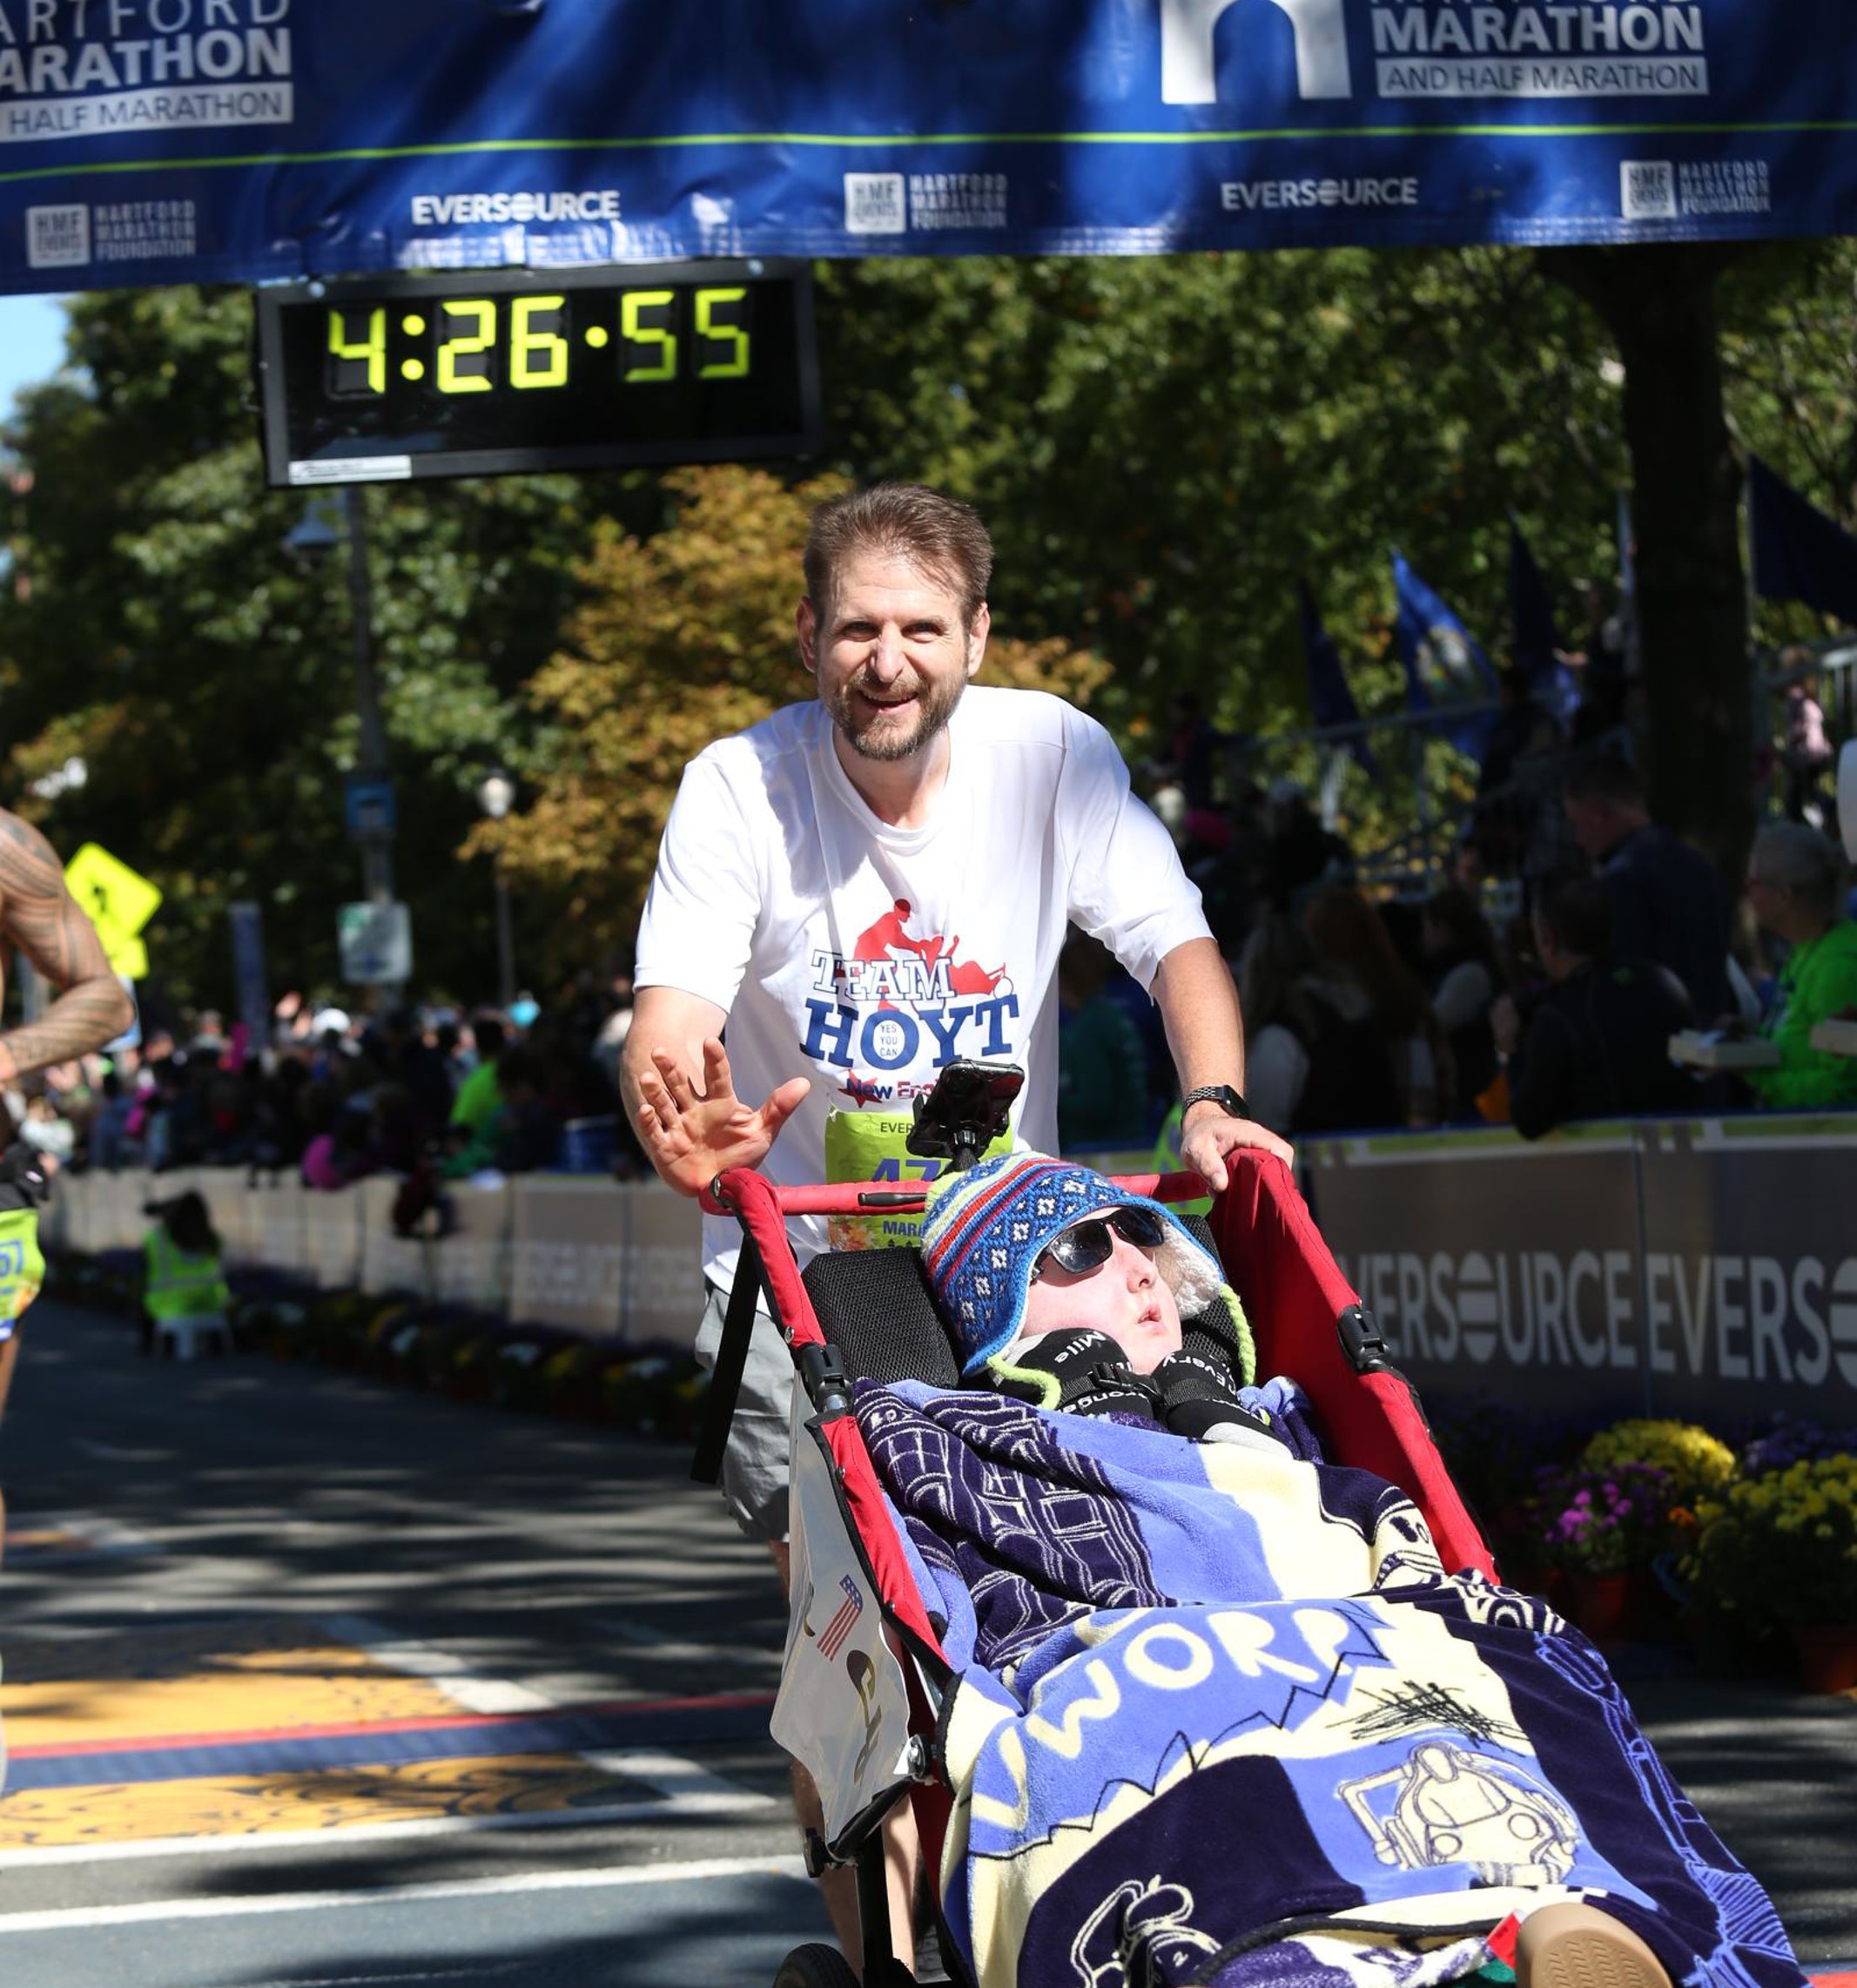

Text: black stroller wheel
xmin=771 ymin=1942 xmax=862 ymax=1988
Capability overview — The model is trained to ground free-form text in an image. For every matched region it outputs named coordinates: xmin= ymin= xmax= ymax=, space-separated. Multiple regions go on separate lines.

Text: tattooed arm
xmin=0 ymin=810 xmax=137 ymax=1084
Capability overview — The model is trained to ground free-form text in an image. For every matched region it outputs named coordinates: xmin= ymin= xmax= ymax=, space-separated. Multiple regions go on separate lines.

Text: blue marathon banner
xmin=0 ymin=1 xmax=1850 ymax=293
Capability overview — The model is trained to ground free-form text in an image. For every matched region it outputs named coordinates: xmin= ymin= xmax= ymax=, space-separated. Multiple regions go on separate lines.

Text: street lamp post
xmin=286 ymin=485 xmax=402 ymax=1001
xmin=286 ymin=487 xmax=394 ymax=908
xmin=343 ymin=484 xmax=392 ymax=908
xmin=476 ymin=769 xmax=516 ymax=1013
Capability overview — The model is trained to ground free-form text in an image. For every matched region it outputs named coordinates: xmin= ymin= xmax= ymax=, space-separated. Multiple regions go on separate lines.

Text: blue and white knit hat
xmin=921 ymin=1152 xmax=1233 ymax=1377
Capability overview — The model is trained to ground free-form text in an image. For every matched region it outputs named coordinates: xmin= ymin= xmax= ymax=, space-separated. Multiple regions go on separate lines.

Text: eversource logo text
xmin=409 ymin=191 xmax=622 ymax=226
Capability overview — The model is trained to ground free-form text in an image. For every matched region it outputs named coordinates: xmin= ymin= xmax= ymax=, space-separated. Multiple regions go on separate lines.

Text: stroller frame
xmin=699 ymin=1151 xmax=1496 ymax=1988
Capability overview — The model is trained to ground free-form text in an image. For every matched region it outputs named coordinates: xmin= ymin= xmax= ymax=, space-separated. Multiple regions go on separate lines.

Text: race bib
xmin=822 ymin=1108 xmax=1008 ymax=1251
xmin=0 ymin=1209 xmax=44 ymax=1337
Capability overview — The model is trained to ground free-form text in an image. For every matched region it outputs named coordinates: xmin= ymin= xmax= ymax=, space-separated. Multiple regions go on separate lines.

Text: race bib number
xmin=822 ymin=1108 xmax=1007 ymax=1251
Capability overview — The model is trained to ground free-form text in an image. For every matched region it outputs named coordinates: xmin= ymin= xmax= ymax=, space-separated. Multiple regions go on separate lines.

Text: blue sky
xmin=0 ymin=291 xmax=72 ymax=422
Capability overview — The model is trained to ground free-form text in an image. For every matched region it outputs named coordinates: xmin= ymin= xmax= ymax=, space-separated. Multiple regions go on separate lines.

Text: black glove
xmin=0 ymin=1142 xmax=53 ymax=1212
xmin=1150 ymin=1347 xmax=1282 ymax=1446
xmin=985 ymin=1328 xmax=1163 ymax=1423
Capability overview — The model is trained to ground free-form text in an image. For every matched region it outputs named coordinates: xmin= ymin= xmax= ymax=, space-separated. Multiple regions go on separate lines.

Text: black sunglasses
xmin=1033 ymin=1205 xmax=1168 ymax=1279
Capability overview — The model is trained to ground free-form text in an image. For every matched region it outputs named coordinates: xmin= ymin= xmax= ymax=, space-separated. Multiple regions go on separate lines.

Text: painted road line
xmin=0 ymin=1511 xmax=158 ymax=1565
xmin=0 ymin=1749 xmax=774 ymax=1865
xmin=0 ymin=1850 xmax=811 ymax=1932
xmin=5 ymin=1691 xmax=777 ymax=1789
xmin=316 ymin=1615 xmax=555 ymax=1715
xmin=0 ymin=1617 xmax=468 ymax=1750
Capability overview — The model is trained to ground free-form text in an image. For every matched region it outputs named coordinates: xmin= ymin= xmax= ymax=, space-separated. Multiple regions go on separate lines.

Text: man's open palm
xmin=635 ymin=1038 xmax=811 ymax=1196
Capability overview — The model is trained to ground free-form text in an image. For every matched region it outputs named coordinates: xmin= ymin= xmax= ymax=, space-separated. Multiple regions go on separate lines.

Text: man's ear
xmin=797 ymin=596 xmax=819 ymax=677
xmin=965 ymin=600 xmax=991 ymax=679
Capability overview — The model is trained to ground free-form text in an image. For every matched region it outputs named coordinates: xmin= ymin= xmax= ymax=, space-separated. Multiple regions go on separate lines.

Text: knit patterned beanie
xmin=921 ymin=1151 xmax=1229 ymax=1377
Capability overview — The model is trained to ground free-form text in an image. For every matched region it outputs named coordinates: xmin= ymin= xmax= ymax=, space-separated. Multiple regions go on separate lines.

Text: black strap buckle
xmin=1337 ymin=1304 xmax=1391 ymax=1374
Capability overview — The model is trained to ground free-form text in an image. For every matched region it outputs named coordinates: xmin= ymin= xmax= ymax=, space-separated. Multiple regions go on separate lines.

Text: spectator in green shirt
xmin=448 ymin=1015 xmax=507 ymax=1134
xmin=1743 ymin=822 xmax=1857 ymax=1110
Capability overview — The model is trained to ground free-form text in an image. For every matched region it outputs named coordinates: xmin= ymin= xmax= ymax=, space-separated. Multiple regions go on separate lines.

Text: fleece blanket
xmin=853 ymin=1380 xmax=1804 ymax=1988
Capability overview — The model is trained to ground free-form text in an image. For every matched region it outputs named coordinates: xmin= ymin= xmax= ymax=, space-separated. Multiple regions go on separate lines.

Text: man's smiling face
xmin=799 ymin=549 xmax=987 ymax=764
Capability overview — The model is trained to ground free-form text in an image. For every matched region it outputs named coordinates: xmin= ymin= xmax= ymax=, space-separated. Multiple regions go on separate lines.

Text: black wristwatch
xmin=1179 ymin=1084 xmax=1250 ymax=1123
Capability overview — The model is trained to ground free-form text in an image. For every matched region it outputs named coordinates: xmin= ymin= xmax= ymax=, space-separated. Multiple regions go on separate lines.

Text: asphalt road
xmin=1 ymin=1297 xmax=1853 ymax=1986
xmin=0 ymin=1298 xmax=830 ymax=1987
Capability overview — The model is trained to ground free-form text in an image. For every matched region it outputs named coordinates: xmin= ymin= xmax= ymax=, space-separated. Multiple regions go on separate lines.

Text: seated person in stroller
xmin=845 ymin=1155 xmax=1803 ymax=1988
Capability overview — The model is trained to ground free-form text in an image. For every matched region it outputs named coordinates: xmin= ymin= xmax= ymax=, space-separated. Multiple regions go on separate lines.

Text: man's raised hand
xmin=634 ymin=1037 xmax=811 ymax=1196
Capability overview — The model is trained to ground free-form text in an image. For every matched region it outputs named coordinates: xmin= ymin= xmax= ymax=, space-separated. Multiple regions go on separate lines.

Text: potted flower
xmin=1578 ymin=1419 xmax=1736 ymax=1506
xmin=1532 ymin=1460 xmax=1678 ymax=1640
xmin=1680 ymin=1455 xmax=1857 ymax=1690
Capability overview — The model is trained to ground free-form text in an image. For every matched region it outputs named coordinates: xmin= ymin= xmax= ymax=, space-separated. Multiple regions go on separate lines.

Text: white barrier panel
xmin=434 ymin=1182 xmax=513 ymax=1311
xmin=619 ymin=1183 xmax=703 ymax=1350
xmin=509 ymin=1176 xmax=629 ymax=1336
xmin=302 ymin=1183 xmax=366 ymax=1291
xmin=45 ymin=1164 xmax=703 ymax=1346
xmin=357 ymin=1175 xmax=432 ymax=1299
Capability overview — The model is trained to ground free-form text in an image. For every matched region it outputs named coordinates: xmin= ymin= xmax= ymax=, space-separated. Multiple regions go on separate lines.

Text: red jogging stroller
xmin=691 ymin=1069 xmax=1495 ymax=1988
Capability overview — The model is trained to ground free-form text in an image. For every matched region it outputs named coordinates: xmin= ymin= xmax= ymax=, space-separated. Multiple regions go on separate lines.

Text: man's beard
xmin=825 ymin=648 xmax=969 ymax=764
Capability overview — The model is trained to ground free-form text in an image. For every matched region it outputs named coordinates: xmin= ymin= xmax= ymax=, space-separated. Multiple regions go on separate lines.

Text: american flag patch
xmin=817 ymin=1574 xmax=864 ymax=1661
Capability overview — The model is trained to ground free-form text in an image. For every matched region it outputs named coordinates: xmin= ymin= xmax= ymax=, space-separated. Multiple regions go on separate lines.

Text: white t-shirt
xmin=636 ymin=684 xmax=1211 ymax=1285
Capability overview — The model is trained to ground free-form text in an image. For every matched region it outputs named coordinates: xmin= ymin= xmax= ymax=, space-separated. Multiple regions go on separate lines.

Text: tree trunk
xmin=1538 ymin=244 xmax=1752 ymax=880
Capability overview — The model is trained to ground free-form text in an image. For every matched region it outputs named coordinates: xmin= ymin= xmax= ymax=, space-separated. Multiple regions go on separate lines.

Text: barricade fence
xmin=48 ymin=1116 xmax=1857 ymax=1422
xmin=1306 ymin=1113 xmax=1857 ymax=1425
xmin=44 ymin=1168 xmax=703 ymax=1351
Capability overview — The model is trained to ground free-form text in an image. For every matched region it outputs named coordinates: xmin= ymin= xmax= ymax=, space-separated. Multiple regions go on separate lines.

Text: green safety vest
xmin=144 ymin=1229 xmax=229 ymax=1321
xmin=0 ymin=1207 xmax=44 ymax=1329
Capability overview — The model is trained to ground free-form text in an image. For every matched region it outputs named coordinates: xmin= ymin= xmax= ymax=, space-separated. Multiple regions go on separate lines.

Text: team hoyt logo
xmin=804 ymin=898 xmax=1019 ymax=1100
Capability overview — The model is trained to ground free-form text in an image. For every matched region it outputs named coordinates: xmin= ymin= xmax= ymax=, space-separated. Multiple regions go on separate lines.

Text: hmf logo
xmin=1161 ymin=0 xmax=1352 ymax=103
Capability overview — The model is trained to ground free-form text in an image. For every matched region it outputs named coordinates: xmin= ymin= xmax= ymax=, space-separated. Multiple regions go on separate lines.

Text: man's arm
xmin=0 ymin=812 xmax=135 ymax=1083
xmin=620 ymin=985 xmax=810 ymax=1196
xmin=1148 ymin=937 xmax=1294 ymax=1185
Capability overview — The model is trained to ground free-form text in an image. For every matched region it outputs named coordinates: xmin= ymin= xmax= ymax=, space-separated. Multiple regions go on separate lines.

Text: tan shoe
xmin=1516 ymin=1904 xmax=1672 ymax=1988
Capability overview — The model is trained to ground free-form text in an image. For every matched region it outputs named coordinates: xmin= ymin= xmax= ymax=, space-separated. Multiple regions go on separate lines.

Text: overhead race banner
xmin=0 ymin=0 xmax=1849 ymax=292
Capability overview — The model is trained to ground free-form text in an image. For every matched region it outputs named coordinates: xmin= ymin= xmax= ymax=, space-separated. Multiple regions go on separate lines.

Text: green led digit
xmin=694 ymin=286 xmax=750 ymax=379
xmin=327 ymin=307 xmax=386 ymax=395
xmin=620 ymin=289 xmax=677 ymax=382
xmin=510 ymin=294 xmax=569 ymax=389
xmin=436 ymin=299 xmax=496 ymax=394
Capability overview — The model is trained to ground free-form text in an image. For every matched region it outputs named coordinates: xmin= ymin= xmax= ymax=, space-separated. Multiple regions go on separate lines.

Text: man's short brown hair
xmin=803 ymin=484 xmax=993 ymax=627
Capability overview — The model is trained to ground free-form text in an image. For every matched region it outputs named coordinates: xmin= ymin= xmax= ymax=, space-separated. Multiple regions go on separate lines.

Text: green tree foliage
xmin=3 ymin=246 xmax=1854 ymax=1013
xmin=0 ymin=286 xmax=601 ymax=1008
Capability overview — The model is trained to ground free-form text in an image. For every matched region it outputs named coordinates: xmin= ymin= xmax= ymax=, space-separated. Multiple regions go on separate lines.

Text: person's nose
xmin=864 ymin=625 xmax=908 ymax=684
xmin=1114 ymin=1234 xmax=1156 ymax=1288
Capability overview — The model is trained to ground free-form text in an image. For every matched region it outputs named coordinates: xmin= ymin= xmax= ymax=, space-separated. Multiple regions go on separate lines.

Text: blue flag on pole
xmin=1507 ymin=519 xmax=1581 ymax=730
xmin=1748 ymin=455 xmax=1857 ymax=628
xmin=1391 ymin=553 xmax=1496 ymax=757
xmin=1298 ymin=582 xmax=1378 ymax=776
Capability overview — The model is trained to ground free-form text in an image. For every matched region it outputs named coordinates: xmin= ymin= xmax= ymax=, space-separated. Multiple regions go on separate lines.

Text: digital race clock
xmin=254 ymin=260 xmax=821 ymax=488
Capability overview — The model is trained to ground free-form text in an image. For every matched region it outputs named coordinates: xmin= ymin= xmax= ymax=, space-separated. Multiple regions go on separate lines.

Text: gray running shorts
xmin=694 ymin=1278 xmax=795 ymax=1543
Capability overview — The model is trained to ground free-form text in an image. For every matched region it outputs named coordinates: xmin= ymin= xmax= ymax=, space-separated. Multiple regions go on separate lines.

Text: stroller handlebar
xmin=701 ymin=1168 xmax=1214 ymax=1219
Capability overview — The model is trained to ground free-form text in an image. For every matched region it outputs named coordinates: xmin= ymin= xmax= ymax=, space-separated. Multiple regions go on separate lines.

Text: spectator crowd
xmin=4 ymin=967 xmax=643 ymax=1191
xmin=1059 ymin=660 xmax=1857 ymax=1153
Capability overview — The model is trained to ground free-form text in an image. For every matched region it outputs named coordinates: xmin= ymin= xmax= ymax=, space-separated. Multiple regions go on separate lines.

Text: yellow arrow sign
xmin=64 ymin=843 xmax=161 ymax=977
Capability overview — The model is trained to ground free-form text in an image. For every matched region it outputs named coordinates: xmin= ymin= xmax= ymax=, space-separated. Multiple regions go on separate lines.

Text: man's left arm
xmin=0 ymin=812 xmax=136 ymax=1084
xmin=1150 ymin=937 xmax=1295 ymax=1185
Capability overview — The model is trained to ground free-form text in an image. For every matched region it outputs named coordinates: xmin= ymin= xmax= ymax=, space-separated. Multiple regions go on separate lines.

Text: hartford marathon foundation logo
xmin=1160 ymin=0 xmax=1712 ymax=104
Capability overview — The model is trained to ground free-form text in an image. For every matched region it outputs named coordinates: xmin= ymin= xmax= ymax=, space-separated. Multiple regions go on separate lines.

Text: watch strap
xmin=1180 ymin=1083 xmax=1249 ymax=1122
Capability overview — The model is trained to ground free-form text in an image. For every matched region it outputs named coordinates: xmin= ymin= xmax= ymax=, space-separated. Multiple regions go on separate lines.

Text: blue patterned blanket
xmin=854 ymin=1380 xmax=1803 ymax=1988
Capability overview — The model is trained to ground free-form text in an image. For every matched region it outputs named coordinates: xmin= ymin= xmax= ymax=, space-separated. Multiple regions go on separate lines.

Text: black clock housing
xmin=255 ymin=259 xmax=821 ymax=488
